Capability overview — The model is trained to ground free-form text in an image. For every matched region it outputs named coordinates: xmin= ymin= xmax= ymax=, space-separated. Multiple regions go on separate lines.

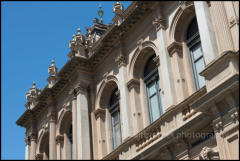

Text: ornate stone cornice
xmin=115 ymin=54 xmax=127 ymax=68
xmin=167 ymin=41 xmax=183 ymax=57
xmin=94 ymin=108 xmax=106 ymax=120
xmin=127 ymin=78 xmax=140 ymax=91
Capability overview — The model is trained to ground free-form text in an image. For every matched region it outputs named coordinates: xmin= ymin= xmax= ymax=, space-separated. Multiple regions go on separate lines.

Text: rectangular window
xmin=111 ymin=110 xmax=121 ymax=149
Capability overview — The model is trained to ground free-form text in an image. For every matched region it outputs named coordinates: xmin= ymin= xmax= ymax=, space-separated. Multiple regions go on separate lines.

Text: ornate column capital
xmin=35 ymin=153 xmax=43 ymax=160
xmin=30 ymin=133 xmax=37 ymax=141
xmin=47 ymin=112 xmax=56 ymax=122
xmin=152 ymin=17 xmax=167 ymax=31
xmin=212 ymin=117 xmax=223 ymax=133
xmin=24 ymin=136 xmax=31 ymax=145
xmin=94 ymin=108 xmax=106 ymax=120
xmin=56 ymin=135 xmax=64 ymax=145
xmin=167 ymin=41 xmax=183 ymax=57
xmin=199 ymin=146 xmax=220 ymax=160
xmin=74 ymin=81 xmax=89 ymax=94
xmin=115 ymin=54 xmax=127 ymax=68
xmin=127 ymin=79 xmax=140 ymax=91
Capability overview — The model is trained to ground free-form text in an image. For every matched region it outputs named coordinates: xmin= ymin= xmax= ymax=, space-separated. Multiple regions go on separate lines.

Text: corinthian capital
xmin=152 ymin=17 xmax=167 ymax=31
xmin=115 ymin=55 xmax=126 ymax=68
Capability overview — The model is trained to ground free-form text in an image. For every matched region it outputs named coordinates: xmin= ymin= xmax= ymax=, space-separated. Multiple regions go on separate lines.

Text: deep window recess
xmin=144 ymin=55 xmax=163 ymax=123
xmin=68 ymin=125 xmax=73 ymax=160
xmin=109 ymin=88 xmax=122 ymax=150
xmin=186 ymin=17 xmax=206 ymax=90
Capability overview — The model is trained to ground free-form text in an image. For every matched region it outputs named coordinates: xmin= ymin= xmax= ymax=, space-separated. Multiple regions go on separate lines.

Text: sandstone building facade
xmin=16 ymin=1 xmax=239 ymax=160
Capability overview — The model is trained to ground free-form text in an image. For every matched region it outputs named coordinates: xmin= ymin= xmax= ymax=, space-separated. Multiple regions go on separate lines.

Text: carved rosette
xmin=115 ymin=55 xmax=127 ymax=68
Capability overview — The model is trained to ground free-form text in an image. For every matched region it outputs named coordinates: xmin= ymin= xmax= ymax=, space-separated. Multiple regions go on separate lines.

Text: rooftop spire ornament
xmin=98 ymin=3 xmax=104 ymax=23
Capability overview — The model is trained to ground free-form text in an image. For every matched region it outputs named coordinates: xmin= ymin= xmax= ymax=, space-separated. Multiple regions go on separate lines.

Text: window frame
xmin=143 ymin=59 xmax=163 ymax=124
xmin=109 ymin=90 xmax=122 ymax=150
xmin=186 ymin=31 xmax=206 ymax=90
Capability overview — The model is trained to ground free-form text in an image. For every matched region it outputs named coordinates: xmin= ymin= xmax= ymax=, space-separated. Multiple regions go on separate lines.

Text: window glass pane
xmin=112 ymin=111 xmax=119 ymax=125
xmin=195 ymin=58 xmax=205 ymax=88
xmin=148 ymin=81 xmax=156 ymax=96
xmin=150 ymin=95 xmax=160 ymax=122
xmin=113 ymin=123 xmax=121 ymax=149
xmin=192 ymin=44 xmax=202 ymax=61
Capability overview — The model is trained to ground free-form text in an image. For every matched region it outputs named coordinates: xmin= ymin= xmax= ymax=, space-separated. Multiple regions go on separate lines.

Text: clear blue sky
xmin=1 ymin=1 xmax=131 ymax=159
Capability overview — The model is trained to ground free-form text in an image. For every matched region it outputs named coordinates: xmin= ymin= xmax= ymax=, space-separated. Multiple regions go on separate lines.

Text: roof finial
xmin=98 ymin=3 xmax=104 ymax=23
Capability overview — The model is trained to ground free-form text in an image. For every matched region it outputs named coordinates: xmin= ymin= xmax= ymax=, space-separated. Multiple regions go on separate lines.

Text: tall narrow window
xmin=68 ymin=124 xmax=73 ymax=160
xmin=109 ymin=88 xmax=122 ymax=150
xmin=186 ymin=17 xmax=205 ymax=90
xmin=144 ymin=55 xmax=163 ymax=123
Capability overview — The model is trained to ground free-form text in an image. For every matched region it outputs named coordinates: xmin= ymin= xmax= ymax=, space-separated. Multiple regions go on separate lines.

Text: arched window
xmin=144 ymin=55 xmax=163 ymax=123
xmin=186 ymin=17 xmax=205 ymax=90
xmin=67 ymin=124 xmax=73 ymax=160
xmin=109 ymin=88 xmax=122 ymax=150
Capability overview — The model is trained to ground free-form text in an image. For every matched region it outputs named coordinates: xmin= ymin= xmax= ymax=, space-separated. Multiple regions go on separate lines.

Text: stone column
xmin=152 ymin=13 xmax=176 ymax=111
xmin=75 ymin=82 xmax=91 ymax=159
xmin=167 ymin=41 xmax=188 ymax=103
xmin=48 ymin=107 xmax=57 ymax=160
xmin=24 ymin=136 xmax=30 ymax=160
xmin=127 ymin=78 xmax=143 ymax=135
xmin=194 ymin=1 xmax=219 ymax=64
xmin=115 ymin=53 xmax=133 ymax=141
xmin=56 ymin=135 xmax=64 ymax=160
xmin=94 ymin=108 xmax=107 ymax=159
xmin=30 ymin=133 xmax=37 ymax=160
xmin=71 ymin=93 xmax=78 ymax=159
xmin=210 ymin=2 xmax=234 ymax=53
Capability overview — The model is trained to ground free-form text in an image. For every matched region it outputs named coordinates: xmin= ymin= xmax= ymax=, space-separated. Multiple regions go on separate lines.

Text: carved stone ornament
xmin=35 ymin=153 xmax=43 ymax=160
xmin=24 ymin=136 xmax=31 ymax=145
xmin=212 ymin=118 xmax=223 ymax=133
xmin=74 ymin=81 xmax=88 ymax=94
xmin=137 ymin=38 xmax=144 ymax=51
xmin=179 ymin=1 xmax=194 ymax=11
xmin=56 ymin=135 xmax=64 ymax=144
xmin=47 ymin=60 xmax=58 ymax=88
xmin=94 ymin=108 xmax=106 ymax=120
xmin=115 ymin=54 xmax=126 ymax=67
xmin=127 ymin=78 xmax=140 ymax=91
xmin=199 ymin=146 xmax=220 ymax=160
xmin=25 ymin=82 xmax=41 ymax=109
xmin=152 ymin=17 xmax=167 ymax=31
xmin=167 ymin=41 xmax=183 ymax=57
xmin=47 ymin=112 xmax=56 ymax=122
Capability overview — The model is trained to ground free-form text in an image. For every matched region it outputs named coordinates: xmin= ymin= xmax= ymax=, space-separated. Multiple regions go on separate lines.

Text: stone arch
xmin=169 ymin=3 xmax=196 ymax=43
xmin=57 ymin=108 xmax=72 ymax=135
xmin=36 ymin=129 xmax=49 ymax=159
xmin=96 ymin=75 xmax=119 ymax=109
xmin=129 ymin=40 xmax=159 ymax=80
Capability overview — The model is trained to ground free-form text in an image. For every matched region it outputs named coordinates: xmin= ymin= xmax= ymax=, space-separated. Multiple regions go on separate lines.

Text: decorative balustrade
xmin=103 ymin=87 xmax=206 ymax=160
